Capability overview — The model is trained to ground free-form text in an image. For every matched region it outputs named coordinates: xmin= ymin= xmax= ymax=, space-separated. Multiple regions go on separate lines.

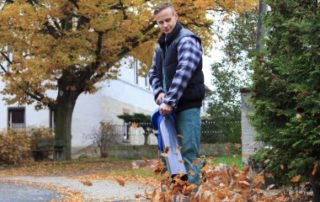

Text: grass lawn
xmin=212 ymin=155 xmax=243 ymax=169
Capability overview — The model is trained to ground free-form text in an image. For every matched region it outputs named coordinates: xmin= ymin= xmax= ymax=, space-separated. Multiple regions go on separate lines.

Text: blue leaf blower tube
xmin=151 ymin=109 xmax=187 ymax=178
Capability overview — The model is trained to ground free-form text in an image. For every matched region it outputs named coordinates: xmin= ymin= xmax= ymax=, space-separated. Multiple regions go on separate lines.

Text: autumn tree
xmin=0 ymin=0 xmax=257 ymax=160
xmin=251 ymin=0 xmax=320 ymax=200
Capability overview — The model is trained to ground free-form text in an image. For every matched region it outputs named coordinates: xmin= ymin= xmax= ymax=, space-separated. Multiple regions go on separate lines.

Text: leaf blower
xmin=151 ymin=110 xmax=187 ymax=178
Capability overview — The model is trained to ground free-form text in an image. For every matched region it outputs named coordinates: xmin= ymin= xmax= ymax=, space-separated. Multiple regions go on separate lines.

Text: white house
xmin=0 ymin=57 xmax=158 ymax=147
xmin=0 ymin=55 xmax=212 ymax=150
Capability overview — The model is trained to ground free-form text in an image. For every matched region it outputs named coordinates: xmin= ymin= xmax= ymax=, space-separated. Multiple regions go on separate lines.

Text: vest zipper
xmin=162 ymin=36 xmax=167 ymax=93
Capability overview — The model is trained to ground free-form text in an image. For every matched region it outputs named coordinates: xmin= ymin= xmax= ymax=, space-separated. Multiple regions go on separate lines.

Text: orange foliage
xmin=148 ymin=160 xmax=312 ymax=201
xmin=0 ymin=0 xmax=257 ymax=109
xmin=0 ymin=130 xmax=31 ymax=165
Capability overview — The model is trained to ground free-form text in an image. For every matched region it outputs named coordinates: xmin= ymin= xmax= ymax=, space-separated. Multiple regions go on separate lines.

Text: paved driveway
xmin=0 ymin=182 xmax=63 ymax=202
xmin=1 ymin=176 xmax=152 ymax=201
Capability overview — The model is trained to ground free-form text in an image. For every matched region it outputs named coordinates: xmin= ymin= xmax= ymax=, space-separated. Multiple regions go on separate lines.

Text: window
xmin=8 ymin=107 xmax=26 ymax=129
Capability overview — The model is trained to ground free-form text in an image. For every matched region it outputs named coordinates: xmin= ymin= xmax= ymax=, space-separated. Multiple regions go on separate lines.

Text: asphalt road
xmin=0 ymin=183 xmax=63 ymax=202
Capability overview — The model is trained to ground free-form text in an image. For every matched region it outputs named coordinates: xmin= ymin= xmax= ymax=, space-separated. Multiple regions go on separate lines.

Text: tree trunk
xmin=256 ymin=0 xmax=266 ymax=51
xmin=53 ymin=91 xmax=78 ymax=161
xmin=311 ymin=177 xmax=320 ymax=202
xmin=144 ymin=133 xmax=148 ymax=145
xmin=142 ymin=127 xmax=149 ymax=145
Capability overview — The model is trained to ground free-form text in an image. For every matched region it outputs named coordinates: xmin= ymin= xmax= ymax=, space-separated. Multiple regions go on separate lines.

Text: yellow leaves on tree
xmin=0 ymin=0 xmax=258 ymax=160
xmin=0 ymin=0 xmax=258 ymax=109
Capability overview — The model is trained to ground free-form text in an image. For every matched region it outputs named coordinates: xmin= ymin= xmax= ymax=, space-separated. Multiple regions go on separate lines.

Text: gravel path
xmin=2 ymin=176 xmax=153 ymax=201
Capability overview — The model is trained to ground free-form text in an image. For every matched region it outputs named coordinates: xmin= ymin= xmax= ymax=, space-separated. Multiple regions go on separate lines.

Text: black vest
xmin=154 ymin=26 xmax=205 ymax=112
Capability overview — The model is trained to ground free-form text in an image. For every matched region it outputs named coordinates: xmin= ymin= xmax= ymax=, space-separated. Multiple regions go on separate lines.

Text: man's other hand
xmin=160 ymin=103 xmax=172 ymax=116
xmin=156 ymin=92 xmax=165 ymax=105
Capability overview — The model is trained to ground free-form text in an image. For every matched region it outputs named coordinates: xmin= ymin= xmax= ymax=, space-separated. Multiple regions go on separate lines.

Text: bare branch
xmin=0 ymin=51 xmax=12 ymax=64
xmin=119 ymin=0 xmax=128 ymax=19
xmin=0 ymin=63 xmax=8 ymax=73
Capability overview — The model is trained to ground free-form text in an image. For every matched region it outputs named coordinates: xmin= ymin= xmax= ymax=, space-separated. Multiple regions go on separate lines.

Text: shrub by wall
xmin=0 ymin=130 xmax=31 ymax=165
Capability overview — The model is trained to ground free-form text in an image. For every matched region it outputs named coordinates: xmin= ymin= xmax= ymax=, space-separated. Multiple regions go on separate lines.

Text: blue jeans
xmin=175 ymin=108 xmax=201 ymax=186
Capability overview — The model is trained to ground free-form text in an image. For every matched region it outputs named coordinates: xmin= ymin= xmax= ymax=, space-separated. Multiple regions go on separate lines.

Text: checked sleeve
xmin=163 ymin=36 xmax=202 ymax=108
xmin=148 ymin=49 xmax=163 ymax=100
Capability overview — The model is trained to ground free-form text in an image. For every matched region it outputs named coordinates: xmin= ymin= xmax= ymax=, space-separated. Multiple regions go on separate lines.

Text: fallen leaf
xmin=132 ymin=161 xmax=139 ymax=169
xmin=135 ymin=194 xmax=142 ymax=198
xmin=265 ymin=173 xmax=274 ymax=178
xmin=177 ymin=134 xmax=184 ymax=139
xmin=177 ymin=145 xmax=182 ymax=151
xmin=267 ymin=184 xmax=275 ymax=190
xmin=153 ymin=161 xmax=164 ymax=174
xmin=238 ymin=180 xmax=250 ymax=188
xmin=312 ymin=162 xmax=318 ymax=176
xmin=161 ymin=172 xmax=169 ymax=180
xmin=290 ymin=175 xmax=301 ymax=183
xmin=192 ymin=158 xmax=201 ymax=165
xmin=80 ymin=180 xmax=92 ymax=186
xmin=115 ymin=178 xmax=125 ymax=186
xmin=141 ymin=156 xmax=150 ymax=163
xmin=188 ymin=170 xmax=195 ymax=176
xmin=224 ymin=146 xmax=230 ymax=154
xmin=131 ymin=122 xmax=138 ymax=128
xmin=264 ymin=159 xmax=270 ymax=164
xmin=160 ymin=153 xmax=168 ymax=158
xmin=184 ymin=184 xmax=197 ymax=193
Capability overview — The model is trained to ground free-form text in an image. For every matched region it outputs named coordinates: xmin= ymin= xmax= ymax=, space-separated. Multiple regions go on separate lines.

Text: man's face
xmin=154 ymin=7 xmax=178 ymax=35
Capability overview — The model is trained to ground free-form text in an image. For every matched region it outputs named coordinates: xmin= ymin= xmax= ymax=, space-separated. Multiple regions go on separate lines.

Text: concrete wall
xmin=240 ymin=89 xmax=262 ymax=164
xmin=90 ymin=143 xmax=237 ymax=159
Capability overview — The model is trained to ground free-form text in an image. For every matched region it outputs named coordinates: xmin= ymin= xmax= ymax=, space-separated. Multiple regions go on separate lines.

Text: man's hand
xmin=159 ymin=103 xmax=173 ymax=116
xmin=156 ymin=92 xmax=165 ymax=105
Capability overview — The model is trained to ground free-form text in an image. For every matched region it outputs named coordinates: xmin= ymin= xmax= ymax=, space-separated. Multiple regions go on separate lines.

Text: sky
xmin=203 ymin=39 xmax=225 ymax=90
xmin=202 ymin=11 xmax=233 ymax=90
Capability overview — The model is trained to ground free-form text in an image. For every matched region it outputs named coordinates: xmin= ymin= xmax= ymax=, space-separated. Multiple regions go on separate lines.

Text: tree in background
xmin=88 ymin=121 xmax=120 ymax=157
xmin=0 ymin=0 xmax=257 ymax=160
xmin=206 ymin=12 xmax=257 ymax=143
xmin=251 ymin=1 xmax=320 ymax=200
xmin=118 ymin=113 xmax=151 ymax=145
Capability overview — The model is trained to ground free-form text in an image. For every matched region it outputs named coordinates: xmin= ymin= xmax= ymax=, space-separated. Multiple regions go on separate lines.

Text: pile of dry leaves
xmin=140 ymin=157 xmax=313 ymax=202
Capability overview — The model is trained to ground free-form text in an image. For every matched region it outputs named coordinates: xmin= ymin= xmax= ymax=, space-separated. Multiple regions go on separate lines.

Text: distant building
xmin=0 ymin=57 xmax=209 ymax=148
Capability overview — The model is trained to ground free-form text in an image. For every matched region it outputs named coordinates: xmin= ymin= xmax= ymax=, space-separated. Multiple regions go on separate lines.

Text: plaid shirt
xmin=148 ymin=36 xmax=202 ymax=108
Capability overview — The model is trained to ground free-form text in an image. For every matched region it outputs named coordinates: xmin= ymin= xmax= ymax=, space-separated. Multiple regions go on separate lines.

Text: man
xmin=148 ymin=2 xmax=205 ymax=187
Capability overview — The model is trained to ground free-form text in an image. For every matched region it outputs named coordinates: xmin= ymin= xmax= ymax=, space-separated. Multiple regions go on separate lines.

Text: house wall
xmin=0 ymin=59 xmax=207 ymax=148
xmin=72 ymin=80 xmax=158 ymax=146
xmin=0 ymin=63 xmax=158 ymax=147
xmin=0 ymin=81 xmax=51 ymax=130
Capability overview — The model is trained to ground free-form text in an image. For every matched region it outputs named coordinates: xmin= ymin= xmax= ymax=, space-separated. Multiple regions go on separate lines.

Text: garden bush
xmin=0 ymin=129 xmax=31 ymax=165
xmin=29 ymin=127 xmax=54 ymax=160
xmin=251 ymin=0 xmax=320 ymax=200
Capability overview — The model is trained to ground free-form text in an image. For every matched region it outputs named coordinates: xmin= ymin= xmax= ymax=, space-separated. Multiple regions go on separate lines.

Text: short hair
xmin=153 ymin=2 xmax=174 ymax=15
